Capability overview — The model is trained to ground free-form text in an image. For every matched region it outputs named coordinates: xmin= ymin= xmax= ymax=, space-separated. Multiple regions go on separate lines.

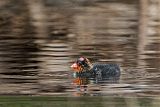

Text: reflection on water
xmin=0 ymin=0 xmax=160 ymax=102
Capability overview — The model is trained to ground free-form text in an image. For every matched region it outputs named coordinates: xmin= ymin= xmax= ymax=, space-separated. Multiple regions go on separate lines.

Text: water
xmin=0 ymin=0 xmax=160 ymax=106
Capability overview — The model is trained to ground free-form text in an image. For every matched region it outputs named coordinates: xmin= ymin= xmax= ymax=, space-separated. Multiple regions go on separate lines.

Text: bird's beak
xmin=71 ymin=63 xmax=82 ymax=72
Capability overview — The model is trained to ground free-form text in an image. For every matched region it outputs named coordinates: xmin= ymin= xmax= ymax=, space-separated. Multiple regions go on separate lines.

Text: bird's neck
xmin=85 ymin=62 xmax=93 ymax=71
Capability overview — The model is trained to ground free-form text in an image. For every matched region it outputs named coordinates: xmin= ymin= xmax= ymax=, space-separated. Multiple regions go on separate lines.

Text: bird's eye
xmin=77 ymin=61 xmax=82 ymax=65
xmin=77 ymin=60 xmax=85 ymax=66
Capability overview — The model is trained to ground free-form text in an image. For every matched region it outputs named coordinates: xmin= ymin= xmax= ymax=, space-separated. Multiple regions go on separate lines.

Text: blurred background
xmin=0 ymin=0 xmax=160 ymax=99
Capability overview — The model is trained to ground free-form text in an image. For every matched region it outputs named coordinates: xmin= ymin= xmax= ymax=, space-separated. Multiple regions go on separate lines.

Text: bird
xmin=71 ymin=57 xmax=121 ymax=81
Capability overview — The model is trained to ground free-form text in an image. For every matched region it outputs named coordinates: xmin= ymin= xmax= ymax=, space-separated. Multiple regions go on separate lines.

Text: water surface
xmin=0 ymin=0 xmax=160 ymax=106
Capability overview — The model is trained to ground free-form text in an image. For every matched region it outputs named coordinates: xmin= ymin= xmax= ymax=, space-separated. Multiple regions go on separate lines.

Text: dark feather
xmin=75 ymin=63 xmax=121 ymax=81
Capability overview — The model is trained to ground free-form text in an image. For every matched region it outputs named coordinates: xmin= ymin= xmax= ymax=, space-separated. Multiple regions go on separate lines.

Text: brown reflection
xmin=138 ymin=0 xmax=160 ymax=72
xmin=138 ymin=0 xmax=148 ymax=69
xmin=0 ymin=0 xmax=39 ymax=95
xmin=0 ymin=0 xmax=159 ymax=97
xmin=69 ymin=0 xmax=139 ymax=69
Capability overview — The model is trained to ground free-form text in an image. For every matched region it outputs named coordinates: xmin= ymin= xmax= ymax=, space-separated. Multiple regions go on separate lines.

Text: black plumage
xmin=92 ymin=63 xmax=121 ymax=78
xmin=71 ymin=57 xmax=121 ymax=82
xmin=76 ymin=64 xmax=120 ymax=78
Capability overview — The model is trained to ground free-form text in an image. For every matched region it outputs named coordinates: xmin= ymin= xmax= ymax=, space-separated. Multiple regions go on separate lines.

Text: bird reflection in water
xmin=72 ymin=75 xmax=98 ymax=96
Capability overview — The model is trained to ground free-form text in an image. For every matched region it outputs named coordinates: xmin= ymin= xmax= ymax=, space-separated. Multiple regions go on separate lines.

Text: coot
xmin=71 ymin=57 xmax=121 ymax=80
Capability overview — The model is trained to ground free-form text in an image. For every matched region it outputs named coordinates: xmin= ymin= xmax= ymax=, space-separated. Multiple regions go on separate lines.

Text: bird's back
xmin=91 ymin=63 xmax=121 ymax=79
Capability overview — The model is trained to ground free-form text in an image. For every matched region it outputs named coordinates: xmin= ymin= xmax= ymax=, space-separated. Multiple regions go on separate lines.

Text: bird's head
xmin=71 ymin=57 xmax=93 ymax=72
